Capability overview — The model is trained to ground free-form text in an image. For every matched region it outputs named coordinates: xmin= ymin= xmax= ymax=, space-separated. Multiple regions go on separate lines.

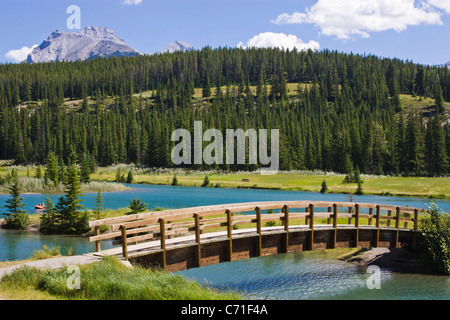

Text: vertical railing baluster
xmin=309 ymin=204 xmax=314 ymax=250
xmin=395 ymin=207 xmax=400 ymax=248
xmin=194 ymin=214 xmax=202 ymax=267
xmin=283 ymin=205 xmax=289 ymax=253
xmin=376 ymin=205 xmax=381 ymax=248
xmin=256 ymin=207 xmax=262 ymax=257
xmin=354 ymin=204 xmax=360 ymax=248
xmin=120 ymin=225 xmax=128 ymax=261
xmin=159 ymin=218 xmax=166 ymax=270
xmin=333 ymin=204 xmax=338 ymax=249
xmin=95 ymin=226 xmax=101 ymax=252
xmin=226 ymin=210 xmax=233 ymax=262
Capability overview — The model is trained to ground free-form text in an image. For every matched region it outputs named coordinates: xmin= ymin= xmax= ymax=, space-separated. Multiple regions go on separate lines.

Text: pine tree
xmin=3 ymin=178 xmax=29 ymax=230
xmin=126 ymin=170 xmax=134 ymax=184
xmin=39 ymin=197 xmax=58 ymax=234
xmin=46 ymin=152 xmax=59 ymax=185
xmin=58 ymin=164 xmax=84 ymax=234
xmin=127 ymin=198 xmax=148 ymax=215
xmin=92 ymin=191 xmax=105 ymax=220
xmin=80 ymin=153 xmax=91 ymax=184
xmin=320 ymin=180 xmax=328 ymax=193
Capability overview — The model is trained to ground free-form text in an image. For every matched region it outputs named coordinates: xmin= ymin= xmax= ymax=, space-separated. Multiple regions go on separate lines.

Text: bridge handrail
xmin=88 ymin=201 xmax=425 ymax=259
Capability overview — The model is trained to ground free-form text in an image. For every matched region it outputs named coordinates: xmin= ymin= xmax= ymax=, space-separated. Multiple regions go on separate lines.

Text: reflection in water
xmin=0 ymin=229 xmax=114 ymax=262
xmin=178 ymin=250 xmax=450 ymax=300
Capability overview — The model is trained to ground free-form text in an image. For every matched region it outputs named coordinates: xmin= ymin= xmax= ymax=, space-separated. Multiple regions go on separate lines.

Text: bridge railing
xmin=88 ymin=201 xmax=425 ymax=262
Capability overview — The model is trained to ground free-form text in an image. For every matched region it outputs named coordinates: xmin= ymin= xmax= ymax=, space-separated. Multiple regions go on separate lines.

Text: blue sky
xmin=1 ymin=0 xmax=449 ymax=65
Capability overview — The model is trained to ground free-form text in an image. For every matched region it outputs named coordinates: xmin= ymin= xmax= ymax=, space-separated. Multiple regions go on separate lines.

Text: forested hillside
xmin=0 ymin=47 xmax=449 ymax=176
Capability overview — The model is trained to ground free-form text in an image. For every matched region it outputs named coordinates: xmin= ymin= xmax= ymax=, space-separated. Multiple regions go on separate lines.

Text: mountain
xmin=25 ymin=26 xmax=139 ymax=63
xmin=161 ymin=41 xmax=194 ymax=54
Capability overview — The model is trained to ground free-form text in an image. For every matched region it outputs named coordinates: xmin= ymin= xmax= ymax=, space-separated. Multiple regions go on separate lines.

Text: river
xmin=1 ymin=184 xmax=449 ymax=300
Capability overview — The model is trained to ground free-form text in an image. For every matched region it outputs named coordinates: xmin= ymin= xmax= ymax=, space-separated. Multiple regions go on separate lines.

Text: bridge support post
xmin=283 ymin=205 xmax=289 ymax=253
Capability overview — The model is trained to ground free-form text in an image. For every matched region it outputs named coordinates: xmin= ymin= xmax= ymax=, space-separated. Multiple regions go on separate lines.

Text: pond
xmin=1 ymin=184 xmax=449 ymax=300
xmin=178 ymin=250 xmax=450 ymax=300
xmin=1 ymin=183 xmax=449 ymax=262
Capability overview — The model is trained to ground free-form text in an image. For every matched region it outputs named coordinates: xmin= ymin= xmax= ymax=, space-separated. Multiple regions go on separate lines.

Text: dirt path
xmin=0 ymin=254 xmax=103 ymax=281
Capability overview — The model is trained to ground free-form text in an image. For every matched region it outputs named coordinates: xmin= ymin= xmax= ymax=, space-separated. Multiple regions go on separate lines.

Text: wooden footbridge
xmin=88 ymin=201 xmax=425 ymax=272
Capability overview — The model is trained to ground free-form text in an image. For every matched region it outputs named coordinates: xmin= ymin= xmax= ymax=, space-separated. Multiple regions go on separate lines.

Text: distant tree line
xmin=0 ymin=47 xmax=448 ymax=176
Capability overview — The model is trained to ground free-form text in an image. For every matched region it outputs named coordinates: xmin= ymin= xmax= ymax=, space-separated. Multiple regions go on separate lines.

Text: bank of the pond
xmin=0 ymin=256 xmax=242 ymax=300
xmin=92 ymin=171 xmax=450 ymax=200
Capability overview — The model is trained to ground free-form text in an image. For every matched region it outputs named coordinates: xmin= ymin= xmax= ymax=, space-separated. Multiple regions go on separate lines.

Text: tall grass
xmin=0 ymin=256 xmax=242 ymax=300
xmin=0 ymin=177 xmax=130 ymax=194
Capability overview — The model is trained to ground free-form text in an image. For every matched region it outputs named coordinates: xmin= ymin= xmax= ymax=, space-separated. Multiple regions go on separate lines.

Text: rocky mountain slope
xmin=161 ymin=41 xmax=194 ymax=54
xmin=25 ymin=26 xmax=139 ymax=63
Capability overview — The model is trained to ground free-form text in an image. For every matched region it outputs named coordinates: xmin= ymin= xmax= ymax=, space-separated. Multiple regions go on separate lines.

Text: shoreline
xmin=98 ymin=178 xmax=450 ymax=200
xmin=341 ymin=247 xmax=435 ymax=275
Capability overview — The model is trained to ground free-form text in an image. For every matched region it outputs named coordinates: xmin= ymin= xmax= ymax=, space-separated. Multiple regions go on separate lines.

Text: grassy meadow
xmin=92 ymin=166 xmax=450 ymax=200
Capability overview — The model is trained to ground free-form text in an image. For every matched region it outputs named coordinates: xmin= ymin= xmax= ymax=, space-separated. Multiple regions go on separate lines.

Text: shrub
xmin=418 ymin=203 xmax=450 ymax=275
xmin=320 ymin=180 xmax=328 ymax=193
xmin=127 ymin=198 xmax=148 ymax=215
xmin=201 ymin=175 xmax=210 ymax=187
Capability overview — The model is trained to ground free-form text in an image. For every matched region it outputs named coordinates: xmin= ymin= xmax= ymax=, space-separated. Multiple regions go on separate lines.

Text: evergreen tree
xmin=58 ymin=164 xmax=85 ymax=234
xmin=320 ymin=180 xmax=328 ymax=193
xmin=92 ymin=191 xmax=105 ymax=220
xmin=39 ymin=197 xmax=58 ymax=234
xmin=127 ymin=198 xmax=148 ymax=215
xmin=80 ymin=153 xmax=91 ymax=184
xmin=46 ymin=152 xmax=59 ymax=185
xmin=2 ymin=178 xmax=29 ymax=230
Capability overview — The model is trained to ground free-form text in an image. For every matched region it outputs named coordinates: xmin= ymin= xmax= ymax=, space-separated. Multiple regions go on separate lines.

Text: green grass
xmin=0 ymin=256 xmax=242 ymax=300
xmin=92 ymin=168 xmax=450 ymax=200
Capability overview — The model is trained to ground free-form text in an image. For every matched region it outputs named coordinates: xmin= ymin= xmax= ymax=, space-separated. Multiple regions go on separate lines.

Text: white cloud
xmin=428 ymin=0 xmax=450 ymax=14
xmin=272 ymin=0 xmax=445 ymax=40
xmin=5 ymin=45 xmax=38 ymax=63
xmin=122 ymin=0 xmax=142 ymax=5
xmin=237 ymin=32 xmax=320 ymax=51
